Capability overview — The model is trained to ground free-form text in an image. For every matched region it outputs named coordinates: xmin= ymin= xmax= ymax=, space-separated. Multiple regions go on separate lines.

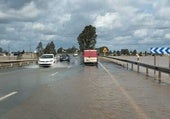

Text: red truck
xmin=83 ymin=50 xmax=98 ymax=66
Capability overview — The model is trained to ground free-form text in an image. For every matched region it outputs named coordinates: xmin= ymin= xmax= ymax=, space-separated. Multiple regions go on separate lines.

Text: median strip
xmin=0 ymin=91 xmax=18 ymax=102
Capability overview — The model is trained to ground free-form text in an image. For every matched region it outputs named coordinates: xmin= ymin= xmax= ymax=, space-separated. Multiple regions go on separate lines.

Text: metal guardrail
xmin=0 ymin=59 xmax=37 ymax=69
xmin=104 ymin=56 xmax=170 ymax=83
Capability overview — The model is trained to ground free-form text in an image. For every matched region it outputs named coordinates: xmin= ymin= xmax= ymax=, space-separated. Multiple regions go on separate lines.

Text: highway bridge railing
xmin=101 ymin=56 xmax=170 ymax=83
xmin=0 ymin=59 xmax=37 ymax=69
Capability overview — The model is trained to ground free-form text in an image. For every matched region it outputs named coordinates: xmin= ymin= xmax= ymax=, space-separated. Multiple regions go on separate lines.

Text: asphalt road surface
xmin=0 ymin=56 xmax=170 ymax=119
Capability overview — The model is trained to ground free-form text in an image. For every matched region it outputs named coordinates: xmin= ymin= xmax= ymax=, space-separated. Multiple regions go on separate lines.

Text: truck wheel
xmin=96 ymin=62 xmax=98 ymax=67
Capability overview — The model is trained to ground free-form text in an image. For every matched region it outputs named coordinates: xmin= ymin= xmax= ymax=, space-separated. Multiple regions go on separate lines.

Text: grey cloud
xmin=0 ymin=0 xmax=32 ymax=9
xmin=0 ymin=0 xmax=48 ymax=9
xmin=0 ymin=1 xmax=41 ymax=24
xmin=1 ymin=0 xmax=170 ymax=52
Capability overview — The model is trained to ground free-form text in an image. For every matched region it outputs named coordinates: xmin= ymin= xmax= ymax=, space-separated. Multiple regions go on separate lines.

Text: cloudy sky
xmin=0 ymin=0 xmax=170 ymax=52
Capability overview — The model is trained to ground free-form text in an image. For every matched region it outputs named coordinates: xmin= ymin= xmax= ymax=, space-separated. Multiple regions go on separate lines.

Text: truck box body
xmin=83 ymin=50 xmax=98 ymax=65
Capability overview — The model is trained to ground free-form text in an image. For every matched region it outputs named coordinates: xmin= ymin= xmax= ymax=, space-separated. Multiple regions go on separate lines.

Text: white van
xmin=38 ymin=54 xmax=55 ymax=66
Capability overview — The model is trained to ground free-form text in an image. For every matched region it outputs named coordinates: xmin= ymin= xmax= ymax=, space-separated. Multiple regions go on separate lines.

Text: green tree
xmin=139 ymin=52 xmax=143 ymax=56
xmin=44 ymin=43 xmax=50 ymax=54
xmin=132 ymin=50 xmax=137 ymax=56
xmin=108 ymin=50 xmax=112 ymax=55
xmin=77 ymin=25 xmax=97 ymax=51
xmin=57 ymin=47 xmax=63 ymax=54
xmin=66 ymin=46 xmax=78 ymax=54
xmin=21 ymin=50 xmax=25 ymax=54
xmin=49 ymin=41 xmax=56 ymax=55
xmin=116 ymin=50 xmax=121 ymax=56
xmin=44 ymin=41 xmax=56 ymax=55
xmin=0 ymin=47 xmax=3 ymax=52
xmin=121 ymin=49 xmax=130 ymax=55
xmin=36 ymin=42 xmax=44 ymax=57
xmin=113 ymin=50 xmax=117 ymax=56
xmin=144 ymin=51 xmax=148 ymax=56
xmin=71 ymin=46 xmax=78 ymax=53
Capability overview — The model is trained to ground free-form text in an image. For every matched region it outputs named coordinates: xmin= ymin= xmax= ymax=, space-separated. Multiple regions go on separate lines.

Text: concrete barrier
xmin=0 ymin=56 xmax=17 ymax=60
xmin=0 ymin=59 xmax=37 ymax=69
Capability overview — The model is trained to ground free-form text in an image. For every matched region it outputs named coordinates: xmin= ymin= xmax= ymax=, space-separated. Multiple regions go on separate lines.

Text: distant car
xmin=73 ymin=53 xmax=78 ymax=57
xmin=38 ymin=54 xmax=55 ymax=66
xmin=60 ymin=54 xmax=70 ymax=62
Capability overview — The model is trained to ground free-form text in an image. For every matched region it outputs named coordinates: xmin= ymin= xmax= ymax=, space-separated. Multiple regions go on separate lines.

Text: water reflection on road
xmin=24 ymin=56 xmax=80 ymax=69
xmin=1 ymin=57 xmax=170 ymax=119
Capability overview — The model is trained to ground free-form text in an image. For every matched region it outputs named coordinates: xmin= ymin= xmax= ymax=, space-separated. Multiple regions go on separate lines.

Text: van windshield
xmin=41 ymin=55 xmax=54 ymax=58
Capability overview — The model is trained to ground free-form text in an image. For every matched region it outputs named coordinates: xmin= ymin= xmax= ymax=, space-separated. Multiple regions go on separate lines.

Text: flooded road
xmin=0 ymin=57 xmax=170 ymax=119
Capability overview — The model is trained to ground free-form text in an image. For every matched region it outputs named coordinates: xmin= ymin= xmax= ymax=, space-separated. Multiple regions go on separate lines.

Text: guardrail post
xmin=154 ymin=71 xmax=157 ymax=80
xmin=105 ymin=57 xmax=170 ymax=82
xmin=154 ymin=55 xmax=156 ymax=79
xmin=137 ymin=64 xmax=139 ymax=73
xmin=10 ymin=63 xmax=13 ymax=67
xmin=158 ymin=71 xmax=161 ymax=83
xmin=19 ymin=62 xmax=22 ymax=66
xmin=146 ymin=67 xmax=149 ymax=77
xmin=131 ymin=64 xmax=133 ymax=71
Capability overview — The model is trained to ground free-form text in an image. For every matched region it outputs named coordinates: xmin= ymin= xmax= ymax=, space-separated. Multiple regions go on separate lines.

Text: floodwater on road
xmin=101 ymin=61 xmax=170 ymax=119
xmin=1 ymin=57 xmax=170 ymax=119
xmin=110 ymin=56 xmax=170 ymax=84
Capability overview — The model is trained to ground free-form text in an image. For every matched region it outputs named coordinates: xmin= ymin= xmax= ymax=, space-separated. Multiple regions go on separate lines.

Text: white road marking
xmin=99 ymin=62 xmax=149 ymax=119
xmin=67 ymin=66 xmax=71 ymax=69
xmin=0 ymin=91 xmax=18 ymax=101
xmin=50 ymin=72 xmax=58 ymax=76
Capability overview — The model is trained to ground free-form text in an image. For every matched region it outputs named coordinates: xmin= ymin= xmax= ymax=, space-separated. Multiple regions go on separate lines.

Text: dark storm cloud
xmin=0 ymin=0 xmax=48 ymax=9
xmin=0 ymin=0 xmax=32 ymax=9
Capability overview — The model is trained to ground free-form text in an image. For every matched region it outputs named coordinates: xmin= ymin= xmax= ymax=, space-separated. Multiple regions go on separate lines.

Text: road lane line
xmin=50 ymin=72 xmax=58 ymax=76
xmin=99 ymin=62 xmax=150 ymax=119
xmin=0 ymin=91 xmax=18 ymax=101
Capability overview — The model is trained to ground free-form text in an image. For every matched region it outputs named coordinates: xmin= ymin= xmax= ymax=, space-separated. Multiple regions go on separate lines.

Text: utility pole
xmin=29 ymin=41 xmax=32 ymax=59
xmin=8 ymin=43 xmax=10 ymax=60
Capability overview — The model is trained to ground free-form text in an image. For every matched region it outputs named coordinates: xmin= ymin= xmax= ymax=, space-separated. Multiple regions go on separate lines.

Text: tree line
xmin=0 ymin=47 xmax=12 ymax=56
xmin=1 ymin=25 xmax=151 ymax=57
xmin=36 ymin=41 xmax=78 ymax=57
xmin=76 ymin=25 xmax=150 ymax=56
xmin=36 ymin=41 xmax=56 ymax=57
xmin=36 ymin=24 xmax=97 ymax=57
xmin=97 ymin=47 xmax=149 ymax=56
